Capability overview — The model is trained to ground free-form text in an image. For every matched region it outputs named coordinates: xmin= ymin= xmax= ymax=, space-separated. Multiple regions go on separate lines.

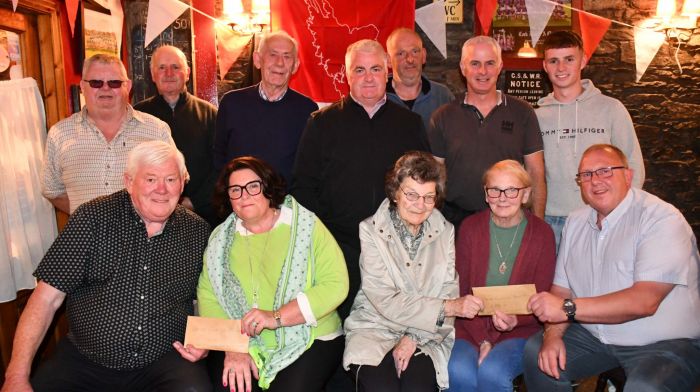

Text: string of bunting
xmin=10 ymin=0 xmax=679 ymax=82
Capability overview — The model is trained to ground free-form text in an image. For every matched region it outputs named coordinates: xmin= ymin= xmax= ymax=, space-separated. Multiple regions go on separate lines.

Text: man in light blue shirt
xmin=524 ymin=144 xmax=700 ymax=391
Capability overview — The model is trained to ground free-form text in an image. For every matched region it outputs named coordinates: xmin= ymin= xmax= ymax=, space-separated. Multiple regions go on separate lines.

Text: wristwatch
xmin=562 ymin=298 xmax=576 ymax=322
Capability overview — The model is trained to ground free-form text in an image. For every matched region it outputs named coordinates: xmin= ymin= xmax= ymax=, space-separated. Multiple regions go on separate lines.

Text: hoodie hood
xmin=537 ymin=79 xmax=601 ymax=107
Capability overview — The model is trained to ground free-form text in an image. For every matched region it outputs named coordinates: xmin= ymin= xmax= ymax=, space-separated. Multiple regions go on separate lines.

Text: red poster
xmin=271 ymin=0 xmax=415 ymax=103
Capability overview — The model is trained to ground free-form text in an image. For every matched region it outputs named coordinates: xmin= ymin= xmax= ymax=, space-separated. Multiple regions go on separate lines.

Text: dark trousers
xmin=350 ymin=351 xmax=438 ymax=392
xmin=523 ymin=323 xmax=700 ymax=392
xmin=31 ymin=337 xmax=211 ymax=392
xmin=208 ymin=335 xmax=344 ymax=392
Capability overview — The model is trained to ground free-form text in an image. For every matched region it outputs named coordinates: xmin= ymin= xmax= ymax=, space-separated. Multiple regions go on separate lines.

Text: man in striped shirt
xmin=42 ymin=54 xmax=173 ymax=214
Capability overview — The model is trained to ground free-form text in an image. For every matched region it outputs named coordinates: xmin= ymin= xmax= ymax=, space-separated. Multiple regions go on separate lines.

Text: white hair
xmin=126 ymin=141 xmax=189 ymax=183
xmin=257 ymin=30 xmax=299 ymax=58
xmin=460 ymin=35 xmax=502 ymax=66
xmin=344 ymin=39 xmax=388 ymax=74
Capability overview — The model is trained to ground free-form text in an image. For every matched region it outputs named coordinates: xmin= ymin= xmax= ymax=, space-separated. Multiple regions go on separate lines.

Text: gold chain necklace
xmin=494 ymin=218 xmax=523 ymax=275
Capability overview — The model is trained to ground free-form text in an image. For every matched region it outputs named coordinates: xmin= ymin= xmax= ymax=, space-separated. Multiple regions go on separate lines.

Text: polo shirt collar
xmin=349 ymin=93 xmax=387 ymax=118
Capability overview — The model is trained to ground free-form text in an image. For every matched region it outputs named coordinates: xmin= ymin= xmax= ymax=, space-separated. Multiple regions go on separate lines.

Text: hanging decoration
xmin=416 ymin=1 xmax=447 ymax=58
xmin=216 ymin=25 xmax=253 ymax=79
xmin=144 ymin=0 xmax=189 ymax=47
xmin=577 ymin=11 xmax=611 ymax=60
xmin=66 ymin=0 xmax=81 ymax=37
xmin=12 ymin=0 xmax=18 ymax=12
xmin=634 ymin=28 xmax=666 ymax=82
xmin=524 ymin=0 xmax=556 ymax=47
xmin=476 ymin=0 xmax=500 ymax=35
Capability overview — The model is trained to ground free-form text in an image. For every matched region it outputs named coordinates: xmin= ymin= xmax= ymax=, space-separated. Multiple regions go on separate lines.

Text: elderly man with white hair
xmin=2 ymin=141 xmax=212 ymax=392
xmin=214 ymin=30 xmax=318 ymax=188
xmin=428 ymin=36 xmax=546 ymax=227
xmin=292 ymin=39 xmax=430 ymax=319
xmin=135 ymin=45 xmax=218 ymax=226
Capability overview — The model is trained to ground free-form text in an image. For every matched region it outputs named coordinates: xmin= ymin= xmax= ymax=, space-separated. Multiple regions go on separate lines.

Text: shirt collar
xmin=349 ymin=93 xmax=387 ymax=118
xmin=463 ymin=90 xmax=504 ymax=106
xmin=258 ymin=83 xmax=288 ymax=102
xmin=79 ymin=105 xmax=140 ymax=126
xmin=586 ymin=188 xmax=634 ymax=231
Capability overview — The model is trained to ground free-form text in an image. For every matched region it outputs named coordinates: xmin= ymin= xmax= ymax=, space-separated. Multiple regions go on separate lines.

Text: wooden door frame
xmin=0 ymin=0 xmax=68 ymax=127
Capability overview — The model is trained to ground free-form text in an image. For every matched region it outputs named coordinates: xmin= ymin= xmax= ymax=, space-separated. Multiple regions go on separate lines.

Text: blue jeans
xmin=447 ymin=338 xmax=526 ymax=392
xmin=523 ymin=323 xmax=700 ymax=392
xmin=544 ymin=215 xmax=566 ymax=254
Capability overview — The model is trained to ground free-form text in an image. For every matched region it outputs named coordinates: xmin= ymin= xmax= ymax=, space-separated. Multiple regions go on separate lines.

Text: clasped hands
xmin=445 ymin=296 xmax=519 ymax=331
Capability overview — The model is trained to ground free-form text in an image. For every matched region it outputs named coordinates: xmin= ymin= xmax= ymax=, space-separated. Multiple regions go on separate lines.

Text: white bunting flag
xmin=144 ymin=0 xmax=189 ymax=48
xmin=415 ymin=1 xmax=447 ymax=58
xmin=525 ymin=0 xmax=555 ymax=47
xmin=12 ymin=0 xmax=18 ymax=12
xmin=634 ymin=28 xmax=666 ymax=82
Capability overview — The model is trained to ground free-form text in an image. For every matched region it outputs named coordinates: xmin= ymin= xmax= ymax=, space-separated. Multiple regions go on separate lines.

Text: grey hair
xmin=344 ymin=39 xmax=388 ymax=74
xmin=150 ymin=45 xmax=190 ymax=72
xmin=385 ymin=151 xmax=447 ymax=208
xmin=126 ymin=140 xmax=189 ymax=183
xmin=82 ymin=53 xmax=129 ymax=80
xmin=461 ymin=35 xmax=502 ymax=66
xmin=257 ymin=30 xmax=299 ymax=58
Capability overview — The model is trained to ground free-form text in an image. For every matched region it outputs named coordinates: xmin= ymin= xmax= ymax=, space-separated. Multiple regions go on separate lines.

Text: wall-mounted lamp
xmin=517 ymin=41 xmax=538 ymax=58
xmin=223 ymin=0 xmax=270 ymax=35
xmin=640 ymin=0 xmax=699 ymax=73
xmin=646 ymin=0 xmax=699 ymax=40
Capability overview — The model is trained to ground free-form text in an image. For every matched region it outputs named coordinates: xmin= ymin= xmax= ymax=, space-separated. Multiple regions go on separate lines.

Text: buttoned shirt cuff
xmin=296 ymin=292 xmax=317 ymax=327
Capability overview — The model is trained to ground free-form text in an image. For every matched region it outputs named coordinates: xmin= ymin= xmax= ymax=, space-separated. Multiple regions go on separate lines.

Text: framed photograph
xmin=476 ymin=0 xmax=581 ymax=69
xmin=81 ymin=3 xmax=119 ymax=61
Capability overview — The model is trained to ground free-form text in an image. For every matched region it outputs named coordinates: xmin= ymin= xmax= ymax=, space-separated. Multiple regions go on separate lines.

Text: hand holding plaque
xmin=472 ymin=284 xmax=536 ymax=316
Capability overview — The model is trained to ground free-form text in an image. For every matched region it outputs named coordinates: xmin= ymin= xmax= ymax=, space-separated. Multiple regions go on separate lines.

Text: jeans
xmin=447 ymin=338 xmax=526 ymax=392
xmin=544 ymin=215 xmax=566 ymax=254
xmin=523 ymin=323 xmax=700 ymax=392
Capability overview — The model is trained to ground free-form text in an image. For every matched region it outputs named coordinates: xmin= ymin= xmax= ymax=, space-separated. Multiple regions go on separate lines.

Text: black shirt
xmin=35 ymin=190 xmax=210 ymax=369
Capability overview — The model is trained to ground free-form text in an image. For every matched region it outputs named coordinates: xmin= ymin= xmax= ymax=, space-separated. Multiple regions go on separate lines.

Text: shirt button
xmin=140 ymin=295 xmax=145 ymax=300
xmin=144 ymin=265 xmax=148 ymax=270
xmin=137 ymin=326 xmax=142 ymax=330
xmin=406 ymin=262 xmax=410 ymax=267
xmin=134 ymin=353 xmax=138 ymax=357
xmin=105 ymin=182 xmax=109 ymax=186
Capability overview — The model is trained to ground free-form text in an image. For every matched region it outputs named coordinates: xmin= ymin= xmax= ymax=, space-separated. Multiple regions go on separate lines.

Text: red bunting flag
xmin=270 ymin=0 xmax=414 ymax=103
xmin=476 ymin=0 xmax=499 ymax=35
xmin=66 ymin=0 xmax=80 ymax=37
xmin=578 ymin=10 xmax=612 ymax=60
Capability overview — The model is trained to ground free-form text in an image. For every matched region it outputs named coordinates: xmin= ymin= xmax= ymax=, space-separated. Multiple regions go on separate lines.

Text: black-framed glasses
xmin=83 ymin=79 xmax=126 ymax=89
xmin=575 ymin=166 xmax=626 ymax=183
xmin=485 ymin=187 xmax=526 ymax=199
xmin=227 ymin=180 xmax=263 ymax=200
xmin=400 ymin=187 xmax=436 ymax=204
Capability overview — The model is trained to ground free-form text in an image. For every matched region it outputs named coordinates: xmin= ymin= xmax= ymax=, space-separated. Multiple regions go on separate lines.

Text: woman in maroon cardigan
xmin=446 ymin=160 xmax=556 ymax=391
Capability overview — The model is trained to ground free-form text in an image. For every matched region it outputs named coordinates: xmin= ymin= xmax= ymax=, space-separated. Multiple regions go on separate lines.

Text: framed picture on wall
xmin=476 ymin=0 xmax=582 ymax=69
xmin=81 ymin=2 xmax=119 ymax=62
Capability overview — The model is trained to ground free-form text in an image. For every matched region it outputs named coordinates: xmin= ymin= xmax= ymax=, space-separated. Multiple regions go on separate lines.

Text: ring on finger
xmin=251 ymin=321 xmax=258 ymax=328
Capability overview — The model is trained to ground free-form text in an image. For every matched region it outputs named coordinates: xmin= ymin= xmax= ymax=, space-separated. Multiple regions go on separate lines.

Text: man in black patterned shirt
xmin=2 ymin=141 xmax=212 ymax=392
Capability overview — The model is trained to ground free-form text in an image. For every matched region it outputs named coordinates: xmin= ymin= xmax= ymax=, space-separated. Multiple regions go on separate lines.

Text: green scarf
xmin=205 ymin=195 xmax=316 ymax=388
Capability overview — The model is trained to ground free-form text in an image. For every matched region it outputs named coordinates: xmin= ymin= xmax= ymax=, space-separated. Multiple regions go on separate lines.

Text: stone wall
xmin=417 ymin=0 xmax=700 ymax=238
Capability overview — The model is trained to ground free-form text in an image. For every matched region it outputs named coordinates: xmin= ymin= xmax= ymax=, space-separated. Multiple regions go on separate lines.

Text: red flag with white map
xmin=271 ymin=0 xmax=415 ymax=103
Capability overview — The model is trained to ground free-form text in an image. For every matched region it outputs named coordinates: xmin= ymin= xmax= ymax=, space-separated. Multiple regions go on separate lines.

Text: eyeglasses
xmin=227 ymin=180 xmax=263 ymax=200
xmin=485 ymin=187 xmax=526 ymax=199
xmin=83 ymin=80 xmax=126 ymax=89
xmin=400 ymin=187 xmax=436 ymax=204
xmin=575 ymin=166 xmax=626 ymax=183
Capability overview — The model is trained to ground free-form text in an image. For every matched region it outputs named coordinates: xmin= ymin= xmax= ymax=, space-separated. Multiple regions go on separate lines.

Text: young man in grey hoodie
xmin=537 ymin=31 xmax=645 ymax=249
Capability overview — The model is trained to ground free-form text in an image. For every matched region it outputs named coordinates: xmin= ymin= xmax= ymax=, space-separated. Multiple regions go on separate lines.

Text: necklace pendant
xmin=498 ymin=261 xmax=507 ymax=275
